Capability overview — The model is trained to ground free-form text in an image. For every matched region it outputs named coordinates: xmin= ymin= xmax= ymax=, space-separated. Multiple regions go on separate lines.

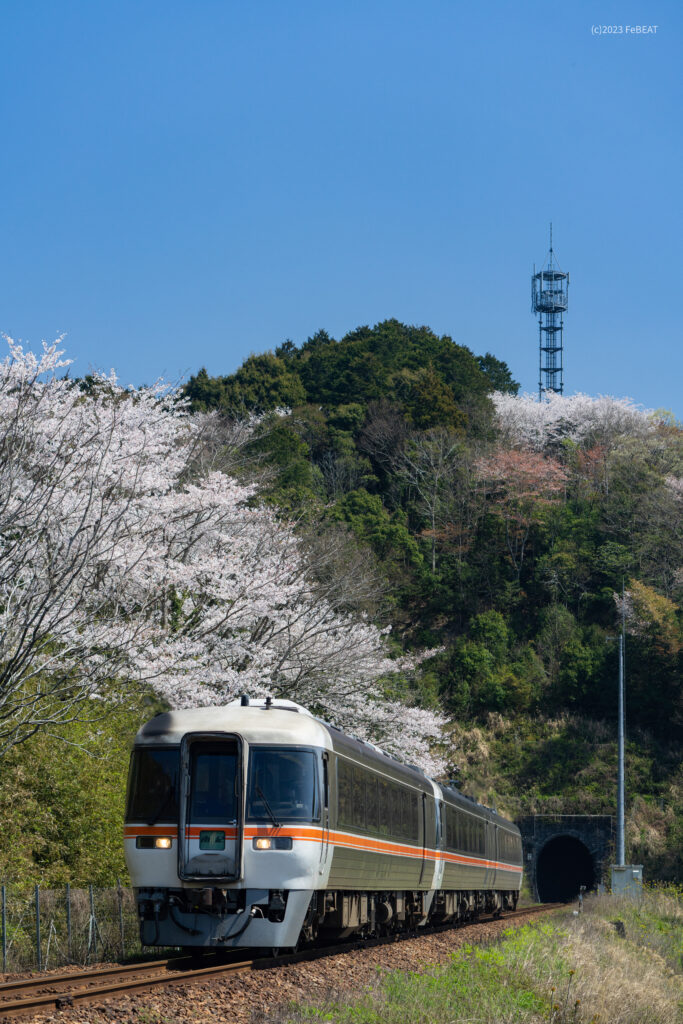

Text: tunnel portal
xmin=536 ymin=835 xmax=595 ymax=902
xmin=516 ymin=815 xmax=614 ymax=903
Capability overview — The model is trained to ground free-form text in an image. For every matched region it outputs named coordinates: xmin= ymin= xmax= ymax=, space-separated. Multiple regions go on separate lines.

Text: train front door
xmin=179 ymin=733 xmax=242 ymax=881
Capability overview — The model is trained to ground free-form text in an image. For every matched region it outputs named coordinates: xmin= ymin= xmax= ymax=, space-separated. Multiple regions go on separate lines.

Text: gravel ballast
xmin=19 ymin=909 xmax=549 ymax=1024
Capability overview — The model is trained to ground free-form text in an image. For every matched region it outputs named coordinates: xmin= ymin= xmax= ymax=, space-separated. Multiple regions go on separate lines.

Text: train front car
xmin=125 ymin=699 xmax=329 ymax=951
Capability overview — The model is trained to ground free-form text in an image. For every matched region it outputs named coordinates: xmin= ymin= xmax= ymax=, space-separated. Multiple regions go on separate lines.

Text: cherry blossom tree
xmin=0 ymin=340 xmax=446 ymax=771
xmin=492 ymin=391 xmax=655 ymax=453
xmin=0 ymin=339 xmax=195 ymax=750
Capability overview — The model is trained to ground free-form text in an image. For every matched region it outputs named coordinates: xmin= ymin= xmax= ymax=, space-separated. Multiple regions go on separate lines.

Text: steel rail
xmin=0 ymin=903 xmax=562 ymax=1019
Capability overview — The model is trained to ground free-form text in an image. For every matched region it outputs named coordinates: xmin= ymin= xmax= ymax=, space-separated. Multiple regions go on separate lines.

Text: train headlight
xmin=253 ymin=837 xmax=292 ymax=850
xmin=135 ymin=836 xmax=173 ymax=849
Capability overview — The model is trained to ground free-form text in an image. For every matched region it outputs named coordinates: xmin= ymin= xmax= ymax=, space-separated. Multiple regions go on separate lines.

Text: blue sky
xmin=1 ymin=1 xmax=681 ymax=414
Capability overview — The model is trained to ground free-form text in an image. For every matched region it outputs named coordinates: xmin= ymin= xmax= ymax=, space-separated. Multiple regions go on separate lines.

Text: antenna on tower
xmin=532 ymin=224 xmax=569 ymax=401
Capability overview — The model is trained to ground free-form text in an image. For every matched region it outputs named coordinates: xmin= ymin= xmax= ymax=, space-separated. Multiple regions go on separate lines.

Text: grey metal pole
xmin=2 ymin=884 xmax=6 ymax=974
xmin=617 ymin=634 xmax=625 ymax=866
xmin=66 ymin=884 xmax=72 ymax=963
xmin=35 ymin=885 xmax=42 ymax=972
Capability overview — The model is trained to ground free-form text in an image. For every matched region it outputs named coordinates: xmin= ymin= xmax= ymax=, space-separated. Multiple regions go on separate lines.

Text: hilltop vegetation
xmin=183 ymin=319 xmax=681 ymax=735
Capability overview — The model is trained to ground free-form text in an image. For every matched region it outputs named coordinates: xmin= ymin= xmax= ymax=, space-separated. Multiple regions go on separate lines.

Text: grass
xmin=597 ymin=881 xmax=683 ymax=973
xmin=274 ymin=885 xmax=683 ymax=1024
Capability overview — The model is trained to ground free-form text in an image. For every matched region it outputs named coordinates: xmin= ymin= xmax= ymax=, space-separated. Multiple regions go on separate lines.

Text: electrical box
xmin=611 ymin=864 xmax=643 ymax=897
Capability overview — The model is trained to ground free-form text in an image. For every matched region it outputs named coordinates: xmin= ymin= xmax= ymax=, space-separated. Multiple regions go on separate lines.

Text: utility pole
xmin=617 ymin=632 xmax=625 ymax=865
xmin=611 ymin=583 xmax=643 ymax=897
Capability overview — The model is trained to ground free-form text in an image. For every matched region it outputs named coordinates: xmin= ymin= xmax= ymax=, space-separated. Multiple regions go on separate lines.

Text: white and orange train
xmin=124 ymin=698 xmax=522 ymax=950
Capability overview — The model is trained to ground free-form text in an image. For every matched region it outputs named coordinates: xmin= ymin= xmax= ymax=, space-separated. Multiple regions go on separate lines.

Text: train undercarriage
xmin=136 ymin=885 xmax=520 ymax=950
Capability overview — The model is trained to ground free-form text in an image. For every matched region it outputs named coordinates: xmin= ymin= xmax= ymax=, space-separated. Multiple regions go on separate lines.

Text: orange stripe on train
xmin=124 ymin=823 xmax=522 ymax=873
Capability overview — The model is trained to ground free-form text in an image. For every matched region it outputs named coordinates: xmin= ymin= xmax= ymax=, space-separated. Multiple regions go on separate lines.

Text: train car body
xmin=125 ymin=699 xmax=522 ymax=950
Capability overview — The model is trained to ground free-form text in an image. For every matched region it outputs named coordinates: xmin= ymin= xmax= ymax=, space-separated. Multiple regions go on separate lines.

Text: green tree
xmin=476 ymin=353 xmax=520 ymax=394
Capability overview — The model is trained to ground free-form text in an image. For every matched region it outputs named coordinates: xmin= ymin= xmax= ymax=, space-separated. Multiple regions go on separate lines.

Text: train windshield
xmin=188 ymin=743 xmax=238 ymax=824
xmin=246 ymin=748 xmax=319 ymax=823
xmin=126 ymin=747 xmax=179 ymax=824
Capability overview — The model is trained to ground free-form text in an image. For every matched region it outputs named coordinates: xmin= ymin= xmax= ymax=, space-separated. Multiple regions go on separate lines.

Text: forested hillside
xmin=185 ymin=319 xmax=682 ymax=877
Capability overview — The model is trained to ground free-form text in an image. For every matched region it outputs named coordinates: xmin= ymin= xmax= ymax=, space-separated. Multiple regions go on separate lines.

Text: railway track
xmin=0 ymin=903 xmax=563 ymax=1019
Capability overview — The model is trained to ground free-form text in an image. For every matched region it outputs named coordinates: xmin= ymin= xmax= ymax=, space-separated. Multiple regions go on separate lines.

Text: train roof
xmin=324 ymin=720 xmax=434 ymax=790
xmin=440 ymin=783 xmax=520 ymax=833
xmin=133 ymin=698 xmax=431 ymax=788
xmin=134 ymin=699 xmax=331 ymax=749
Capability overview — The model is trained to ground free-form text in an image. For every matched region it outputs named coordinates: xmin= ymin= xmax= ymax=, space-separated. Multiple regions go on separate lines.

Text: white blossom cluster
xmin=492 ymin=391 xmax=656 ymax=452
xmin=0 ymin=340 xmax=445 ymax=770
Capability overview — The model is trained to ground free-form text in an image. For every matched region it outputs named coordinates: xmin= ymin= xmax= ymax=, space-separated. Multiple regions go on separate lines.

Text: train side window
xmin=400 ymin=790 xmax=418 ymax=841
xmin=390 ymin=784 xmax=402 ymax=835
xmin=352 ymin=765 xmax=365 ymax=830
xmin=455 ymin=811 xmax=462 ymax=850
xmin=366 ymin=774 xmax=378 ymax=834
xmin=400 ymin=789 xmax=410 ymax=838
xmin=378 ymin=778 xmax=390 ymax=834
xmin=338 ymin=759 xmax=352 ymax=827
xmin=410 ymin=793 xmax=418 ymax=841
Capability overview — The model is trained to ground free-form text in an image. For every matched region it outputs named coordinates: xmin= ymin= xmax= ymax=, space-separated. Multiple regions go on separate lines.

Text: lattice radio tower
xmin=532 ymin=224 xmax=569 ymax=400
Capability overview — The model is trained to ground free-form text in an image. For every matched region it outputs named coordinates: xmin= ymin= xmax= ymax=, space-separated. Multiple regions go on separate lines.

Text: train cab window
xmin=126 ymin=747 xmax=179 ymax=824
xmin=247 ymin=748 xmax=320 ymax=823
xmin=189 ymin=744 xmax=237 ymax=825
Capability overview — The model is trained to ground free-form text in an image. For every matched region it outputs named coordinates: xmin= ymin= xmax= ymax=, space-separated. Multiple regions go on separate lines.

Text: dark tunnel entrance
xmin=536 ymin=835 xmax=595 ymax=902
